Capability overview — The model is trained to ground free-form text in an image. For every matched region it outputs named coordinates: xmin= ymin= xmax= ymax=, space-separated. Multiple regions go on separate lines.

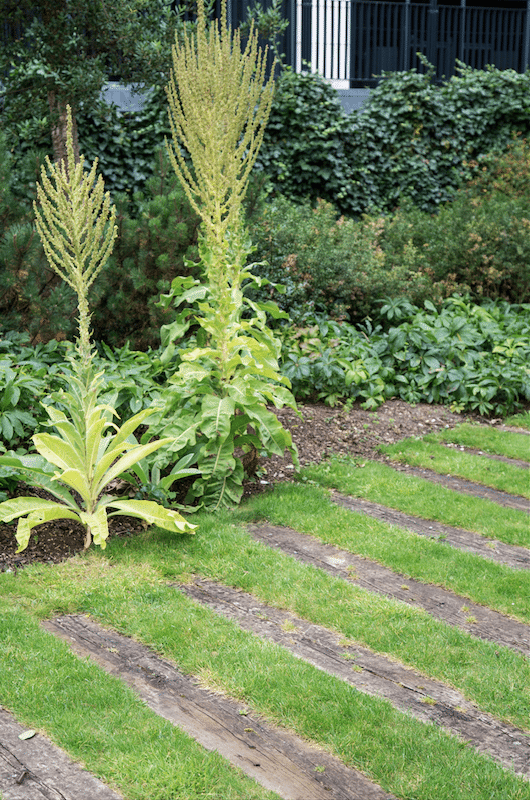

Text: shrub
xmin=256 ymin=67 xmax=357 ymax=211
xmin=279 ymin=297 xmax=530 ymax=415
xmin=77 ymin=87 xmax=170 ymax=201
xmin=90 ymin=151 xmax=201 ymax=348
xmin=375 ymin=138 xmax=530 ymax=305
xmin=258 ymin=63 xmax=530 ymax=215
xmin=248 ymin=195 xmax=435 ymax=323
xmin=349 ymin=63 xmax=530 ymax=214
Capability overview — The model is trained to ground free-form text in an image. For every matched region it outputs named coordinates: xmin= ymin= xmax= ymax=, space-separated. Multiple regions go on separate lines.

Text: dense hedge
xmin=248 ymin=136 xmax=530 ymax=323
xmin=2 ymin=64 xmax=530 ymax=345
xmin=257 ymin=63 xmax=530 ymax=214
xmin=6 ymin=62 xmax=530 ymax=215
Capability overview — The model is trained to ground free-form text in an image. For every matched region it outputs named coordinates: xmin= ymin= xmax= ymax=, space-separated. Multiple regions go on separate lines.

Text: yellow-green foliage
xmin=33 ymin=107 xmax=117 ymax=366
xmin=165 ymin=0 xmax=274 ymax=280
xmin=0 ymin=105 xmax=196 ymax=551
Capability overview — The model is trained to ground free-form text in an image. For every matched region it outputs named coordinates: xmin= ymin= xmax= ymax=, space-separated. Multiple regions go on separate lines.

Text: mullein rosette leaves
xmin=0 ymin=107 xmax=196 ymax=551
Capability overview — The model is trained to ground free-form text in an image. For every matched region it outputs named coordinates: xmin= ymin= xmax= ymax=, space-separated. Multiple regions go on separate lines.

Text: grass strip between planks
xmin=426 ymin=423 xmax=530 ymax=461
xmin=0 ymin=605 xmax=279 ymax=800
xmin=300 ymin=457 xmax=530 ymax=547
xmin=240 ymin=482 xmax=530 ymax=623
xmin=2 ymin=518 xmax=528 ymax=732
xmin=1 ymin=578 xmax=528 ymax=800
xmin=380 ymin=439 xmax=530 ymax=499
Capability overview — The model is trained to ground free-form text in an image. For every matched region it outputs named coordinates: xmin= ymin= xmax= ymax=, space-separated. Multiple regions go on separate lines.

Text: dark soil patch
xmin=0 ymin=400 xmax=479 ymax=572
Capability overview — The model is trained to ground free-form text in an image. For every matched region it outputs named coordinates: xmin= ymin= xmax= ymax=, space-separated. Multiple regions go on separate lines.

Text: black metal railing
xmin=289 ymin=1 xmax=530 ymax=87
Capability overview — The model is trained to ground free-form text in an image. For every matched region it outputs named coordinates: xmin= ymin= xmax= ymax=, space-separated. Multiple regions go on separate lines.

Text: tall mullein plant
xmin=165 ymin=0 xmax=271 ymax=289
xmin=0 ymin=108 xmax=196 ymax=551
xmin=158 ymin=0 xmax=298 ymax=510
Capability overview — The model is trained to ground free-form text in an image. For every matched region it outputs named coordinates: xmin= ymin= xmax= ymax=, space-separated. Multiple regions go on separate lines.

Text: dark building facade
xmin=227 ymin=0 xmax=530 ymax=88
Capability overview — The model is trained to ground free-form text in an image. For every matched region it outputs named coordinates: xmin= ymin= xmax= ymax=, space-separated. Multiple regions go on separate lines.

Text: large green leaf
xmin=0 ymin=496 xmax=80 ymax=524
xmin=45 ymin=407 xmax=85 ymax=452
xmin=85 ymin=410 xmax=114 ymax=471
xmin=200 ymin=395 xmax=235 ymax=440
xmin=93 ymin=437 xmax=174 ymax=495
xmin=79 ymin=505 xmax=110 ymax=548
xmin=0 ymin=454 xmax=79 ymax=507
xmin=33 ymin=433 xmax=85 ymax=473
xmin=245 ymin=403 xmax=298 ymax=461
xmin=54 ymin=468 xmax=92 ymax=504
xmin=111 ymin=407 xmax=160 ymax=449
xmin=172 ymin=362 xmax=211 ymax=384
xmin=103 ymin=498 xmax=196 ymax=534
xmin=192 ymin=459 xmax=245 ymax=510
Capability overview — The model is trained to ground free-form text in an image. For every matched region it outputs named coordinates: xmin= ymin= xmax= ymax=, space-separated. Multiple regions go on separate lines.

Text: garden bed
xmin=0 ymin=399 xmax=479 ymax=572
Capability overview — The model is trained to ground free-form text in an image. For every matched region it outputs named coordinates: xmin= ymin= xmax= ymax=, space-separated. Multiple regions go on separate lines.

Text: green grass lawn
xmin=0 ymin=423 xmax=529 ymax=800
xmin=505 ymin=411 xmax=530 ymax=431
xmin=426 ymin=423 xmax=530 ymax=461
xmin=380 ymin=439 xmax=530 ymax=498
xmin=301 ymin=457 xmax=530 ymax=547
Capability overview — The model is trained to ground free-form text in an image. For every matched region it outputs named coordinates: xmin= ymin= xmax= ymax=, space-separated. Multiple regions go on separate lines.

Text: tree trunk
xmin=47 ymin=92 xmax=80 ymax=165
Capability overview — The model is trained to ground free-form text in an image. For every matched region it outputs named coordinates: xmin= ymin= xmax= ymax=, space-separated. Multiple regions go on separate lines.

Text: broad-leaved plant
xmin=155 ymin=0 xmax=298 ymax=509
xmin=0 ymin=108 xmax=196 ymax=550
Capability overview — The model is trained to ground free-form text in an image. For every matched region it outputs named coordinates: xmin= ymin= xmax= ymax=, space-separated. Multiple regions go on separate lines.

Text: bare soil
xmin=0 ymin=399 xmax=479 ymax=572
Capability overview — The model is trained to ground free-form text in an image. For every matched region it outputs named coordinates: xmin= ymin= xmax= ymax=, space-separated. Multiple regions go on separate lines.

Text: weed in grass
xmin=280 ymin=620 xmax=297 ymax=632
xmin=380 ymin=439 xmax=530 ymax=498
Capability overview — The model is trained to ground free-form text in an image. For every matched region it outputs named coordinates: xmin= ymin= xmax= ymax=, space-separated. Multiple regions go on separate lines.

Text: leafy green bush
xmin=279 ymin=297 xmax=530 ymax=416
xmin=77 ymin=87 xmax=170 ymax=201
xmin=258 ymin=63 xmax=530 ymax=215
xmin=90 ymin=151 xmax=201 ymax=348
xmin=375 ymin=137 xmax=530 ymax=305
xmin=248 ymin=195 xmax=435 ymax=323
xmin=256 ymin=67 xmax=356 ymax=211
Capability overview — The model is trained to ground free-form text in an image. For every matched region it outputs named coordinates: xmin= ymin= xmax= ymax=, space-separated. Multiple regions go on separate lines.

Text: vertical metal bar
xmin=459 ymin=0 xmax=465 ymax=65
xmin=427 ymin=0 xmax=438 ymax=75
xmin=522 ymin=0 xmax=530 ymax=72
xmin=402 ymin=0 xmax=410 ymax=72
xmin=349 ymin=0 xmax=356 ymax=85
